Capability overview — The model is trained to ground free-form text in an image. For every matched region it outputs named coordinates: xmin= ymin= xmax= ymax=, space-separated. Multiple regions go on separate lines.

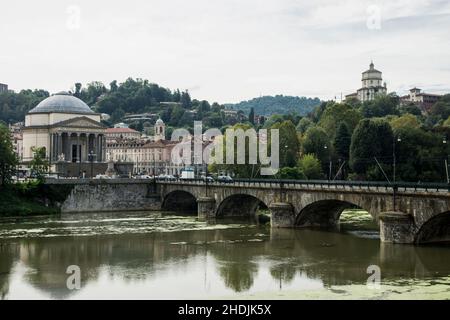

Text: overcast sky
xmin=1 ymin=0 xmax=449 ymax=103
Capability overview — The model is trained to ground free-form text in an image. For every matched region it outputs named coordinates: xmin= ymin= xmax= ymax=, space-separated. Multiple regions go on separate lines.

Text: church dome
xmin=155 ymin=118 xmax=164 ymax=125
xmin=28 ymin=92 xmax=95 ymax=114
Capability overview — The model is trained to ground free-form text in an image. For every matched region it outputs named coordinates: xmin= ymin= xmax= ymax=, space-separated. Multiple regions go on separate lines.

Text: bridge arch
xmin=162 ymin=190 xmax=198 ymax=214
xmin=415 ymin=211 xmax=450 ymax=244
xmin=216 ymin=194 xmax=268 ymax=218
xmin=295 ymin=199 xmax=374 ymax=228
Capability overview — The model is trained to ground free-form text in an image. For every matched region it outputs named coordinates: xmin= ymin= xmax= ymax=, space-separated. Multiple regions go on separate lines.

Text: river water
xmin=0 ymin=211 xmax=449 ymax=300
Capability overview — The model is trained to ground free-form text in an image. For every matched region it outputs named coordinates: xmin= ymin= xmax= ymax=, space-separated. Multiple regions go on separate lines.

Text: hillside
xmin=225 ymin=95 xmax=322 ymax=116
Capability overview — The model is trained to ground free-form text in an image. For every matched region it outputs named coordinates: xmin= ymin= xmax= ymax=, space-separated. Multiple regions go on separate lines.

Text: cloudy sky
xmin=1 ymin=0 xmax=449 ymax=103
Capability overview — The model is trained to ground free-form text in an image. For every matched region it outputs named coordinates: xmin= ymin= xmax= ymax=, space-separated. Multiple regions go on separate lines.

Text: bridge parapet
xmin=44 ymin=178 xmax=450 ymax=244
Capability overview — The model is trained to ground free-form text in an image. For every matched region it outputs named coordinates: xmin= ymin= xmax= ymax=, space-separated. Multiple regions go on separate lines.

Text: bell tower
xmin=154 ymin=118 xmax=166 ymax=141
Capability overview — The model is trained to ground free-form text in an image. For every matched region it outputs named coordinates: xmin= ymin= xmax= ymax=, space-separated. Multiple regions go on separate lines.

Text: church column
xmin=97 ymin=135 xmax=101 ymax=162
xmin=76 ymin=133 xmax=81 ymax=163
xmin=98 ymin=134 xmax=102 ymax=162
xmin=50 ymin=133 xmax=54 ymax=162
xmin=66 ymin=133 xmax=72 ymax=162
xmin=57 ymin=133 xmax=63 ymax=160
xmin=93 ymin=134 xmax=98 ymax=162
xmin=101 ymin=135 xmax=106 ymax=162
xmin=84 ymin=133 xmax=91 ymax=162
xmin=98 ymin=134 xmax=103 ymax=162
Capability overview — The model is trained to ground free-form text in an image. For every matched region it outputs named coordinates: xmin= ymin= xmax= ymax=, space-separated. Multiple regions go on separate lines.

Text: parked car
xmin=44 ymin=174 xmax=59 ymax=179
xmin=135 ymin=175 xmax=153 ymax=179
xmin=95 ymin=174 xmax=111 ymax=179
xmin=217 ymin=175 xmax=233 ymax=183
xmin=201 ymin=176 xmax=215 ymax=183
xmin=157 ymin=174 xmax=177 ymax=181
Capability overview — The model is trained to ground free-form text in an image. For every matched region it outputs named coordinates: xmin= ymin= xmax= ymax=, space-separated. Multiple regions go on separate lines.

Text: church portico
xmin=22 ymin=92 xmax=108 ymax=177
xmin=49 ymin=131 xmax=106 ymax=164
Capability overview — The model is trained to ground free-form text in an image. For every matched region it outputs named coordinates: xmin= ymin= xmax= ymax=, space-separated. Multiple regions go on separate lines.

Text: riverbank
xmin=0 ymin=182 xmax=70 ymax=217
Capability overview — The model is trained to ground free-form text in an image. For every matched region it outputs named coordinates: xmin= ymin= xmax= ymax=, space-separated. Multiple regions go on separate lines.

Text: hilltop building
xmin=400 ymin=88 xmax=442 ymax=113
xmin=0 ymin=83 xmax=8 ymax=93
xmin=346 ymin=61 xmax=387 ymax=102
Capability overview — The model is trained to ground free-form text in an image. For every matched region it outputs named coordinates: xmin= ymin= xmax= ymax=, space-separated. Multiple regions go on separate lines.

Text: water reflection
xmin=0 ymin=212 xmax=449 ymax=299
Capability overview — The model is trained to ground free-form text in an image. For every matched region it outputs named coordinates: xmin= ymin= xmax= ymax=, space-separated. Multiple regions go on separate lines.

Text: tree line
xmin=211 ymin=93 xmax=450 ymax=183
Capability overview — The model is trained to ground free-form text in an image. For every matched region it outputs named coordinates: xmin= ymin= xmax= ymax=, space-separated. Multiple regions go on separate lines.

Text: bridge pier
xmin=379 ymin=212 xmax=416 ymax=244
xmin=197 ymin=197 xmax=216 ymax=220
xmin=270 ymin=203 xmax=295 ymax=228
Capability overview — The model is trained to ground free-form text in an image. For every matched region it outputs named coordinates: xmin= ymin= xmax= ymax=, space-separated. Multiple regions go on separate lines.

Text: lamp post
xmin=443 ymin=136 xmax=449 ymax=188
xmin=279 ymin=145 xmax=288 ymax=201
xmin=393 ymin=135 xmax=401 ymax=184
xmin=324 ymin=145 xmax=331 ymax=181
xmin=204 ymin=161 xmax=208 ymax=196
xmin=153 ymin=150 xmax=157 ymax=177
xmin=392 ymin=135 xmax=401 ymax=210
xmin=88 ymin=150 xmax=96 ymax=178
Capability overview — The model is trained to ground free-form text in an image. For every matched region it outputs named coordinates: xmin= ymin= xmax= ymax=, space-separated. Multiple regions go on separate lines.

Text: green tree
xmin=298 ymin=154 xmax=323 ymax=180
xmin=249 ymin=107 xmax=255 ymax=125
xmin=110 ymin=80 xmax=118 ymax=92
xmin=209 ymin=123 xmax=261 ymax=178
xmin=318 ymin=102 xmax=361 ymax=140
xmin=399 ymin=103 xmax=422 ymax=116
xmin=302 ymin=126 xmax=331 ymax=167
xmin=430 ymin=94 xmax=450 ymax=124
xmin=389 ymin=114 xmax=421 ymax=131
xmin=361 ymin=94 xmax=399 ymax=118
xmin=0 ymin=124 xmax=17 ymax=185
xmin=271 ymin=120 xmax=300 ymax=168
xmin=74 ymin=83 xmax=82 ymax=98
xmin=334 ymin=122 xmax=351 ymax=160
xmin=349 ymin=119 xmax=393 ymax=175
xmin=278 ymin=167 xmax=306 ymax=180
xmin=181 ymin=91 xmax=192 ymax=109
xmin=30 ymin=147 xmax=49 ymax=182
xmin=110 ymin=108 xmax=125 ymax=124
xmin=296 ymin=117 xmax=313 ymax=134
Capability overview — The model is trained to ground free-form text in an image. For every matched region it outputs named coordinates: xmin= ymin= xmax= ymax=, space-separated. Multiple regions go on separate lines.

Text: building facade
xmin=106 ymin=118 xmax=182 ymax=175
xmin=106 ymin=139 xmax=179 ymax=175
xmin=400 ymin=88 xmax=442 ymax=113
xmin=0 ymin=83 xmax=8 ymax=93
xmin=9 ymin=122 xmax=24 ymax=162
xmin=106 ymin=127 xmax=141 ymax=140
xmin=346 ymin=62 xmax=387 ymax=102
xmin=22 ymin=92 xmax=107 ymax=177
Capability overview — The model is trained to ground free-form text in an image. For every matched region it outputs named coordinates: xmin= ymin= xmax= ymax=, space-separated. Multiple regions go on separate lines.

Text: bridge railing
xmin=159 ymin=178 xmax=450 ymax=192
xmin=44 ymin=176 xmax=450 ymax=192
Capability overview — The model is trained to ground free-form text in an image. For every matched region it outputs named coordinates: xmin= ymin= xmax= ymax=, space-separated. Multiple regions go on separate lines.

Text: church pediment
xmin=51 ymin=116 xmax=106 ymax=129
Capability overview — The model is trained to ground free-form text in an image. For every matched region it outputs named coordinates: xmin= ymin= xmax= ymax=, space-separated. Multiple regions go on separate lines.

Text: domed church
xmin=22 ymin=92 xmax=107 ymax=177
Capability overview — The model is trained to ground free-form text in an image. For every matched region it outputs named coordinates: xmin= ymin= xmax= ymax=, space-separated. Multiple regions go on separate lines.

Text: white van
xmin=180 ymin=168 xmax=195 ymax=180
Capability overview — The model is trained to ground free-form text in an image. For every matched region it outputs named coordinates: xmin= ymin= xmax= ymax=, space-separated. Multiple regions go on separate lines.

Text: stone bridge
xmin=47 ymin=179 xmax=450 ymax=245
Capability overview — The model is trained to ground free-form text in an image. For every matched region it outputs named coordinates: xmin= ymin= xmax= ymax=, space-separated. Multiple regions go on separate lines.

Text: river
xmin=0 ymin=210 xmax=449 ymax=300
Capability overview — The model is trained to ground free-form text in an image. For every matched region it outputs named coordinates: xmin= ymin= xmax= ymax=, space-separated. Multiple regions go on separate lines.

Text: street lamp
xmin=392 ymin=135 xmax=401 ymax=211
xmin=88 ymin=150 xmax=96 ymax=178
xmin=393 ymin=135 xmax=402 ymax=184
xmin=443 ymin=136 xmax=449 ymax=185
xmin=278 ymin=145 xmax=288 ymax=201
xmin=324 ymin=145 xmax=331 ymax=181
